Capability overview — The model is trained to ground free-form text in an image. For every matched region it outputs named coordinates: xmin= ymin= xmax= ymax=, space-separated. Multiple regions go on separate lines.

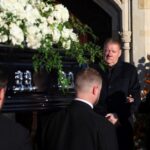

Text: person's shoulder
xmin=0 ymin=114 xmax=32 ymax=150
xmin=0 ymin=114 xmax=17 ymax=128
xmin=121 ymin=62 xmax=137 ymax=71
xmin=0 ymin=114 xmax=29 ymax=136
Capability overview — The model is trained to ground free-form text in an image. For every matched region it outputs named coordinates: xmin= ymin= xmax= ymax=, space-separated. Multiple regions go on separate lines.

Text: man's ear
xmin=92 ymin=85 xmax=98 ymax=95
xmin=0 ymin=88 xmax=6 ymax=108
xmin=119 ymin=49 xmax=122 ymax=57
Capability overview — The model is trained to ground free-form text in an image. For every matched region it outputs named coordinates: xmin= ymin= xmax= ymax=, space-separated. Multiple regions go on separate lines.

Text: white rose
xmin=61 ymin=27 xmax=72 ymax=39
xmin=27 ymin=25 xmax=40 ymax=35
xmin=47 ymin=16 xmax=56 ymax=24
xmin=0 ymin=34 xmax=8 ymax=43
xmin=26 ymin=25 xmax=42 ymax=49
xmin=26 ymin=34 xmax=41 ymax=49
xmin=0 ymin=0 xmax=17 ymax=11
xmin=70 ymin=32 xmax=78 ymax=42
xmin=10 ymin=2 xmax=24 ymax=16
xmin=39 ymin=22 xmax=52 ymax=36
xmin=9 ymin=23 xmax=24 ymax=45
xmin=25 ymin=4 xmax=41 ymax=25
xmin=32 ymin=7 xmax=41 ymax=19
xmin=25 ymin=5 xmax=35 ymax=24
xmin=60 ymin=8 xmax=69 ymax=23
xmin=54 ymin=4 xmax=69 ymax=23
xmin=51 ymin=11 xmax=62 ymax=24
xmin=62 ymin=40 xmax=71 ymax=50
xmin=52 ymin=27 xmax=60 ymax=43
xmin=13 ymin=3 xmax=26 ymax=19
xmin=17 ymin=0 xmax=28 ymax=7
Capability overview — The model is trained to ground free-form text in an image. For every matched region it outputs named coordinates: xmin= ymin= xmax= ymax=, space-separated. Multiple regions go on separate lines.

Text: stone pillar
xmin=119 ymin=31 xmax=132 ymax=62
xmin=121 ymin=0 xmax=132 ymax=62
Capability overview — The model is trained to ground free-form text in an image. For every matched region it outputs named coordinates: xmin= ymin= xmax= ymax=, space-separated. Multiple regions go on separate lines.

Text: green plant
xmin=70 ymin=15 xmax=97 ymax=41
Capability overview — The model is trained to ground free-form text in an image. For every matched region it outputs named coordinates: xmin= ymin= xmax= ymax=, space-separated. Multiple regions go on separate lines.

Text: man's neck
xmin=75 ymin=98 xmax=93 ymax=109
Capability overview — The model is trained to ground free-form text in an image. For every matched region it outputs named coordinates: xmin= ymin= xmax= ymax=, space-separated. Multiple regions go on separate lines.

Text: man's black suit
xmin=42 ymin=100 xmax=118 ymax=150
xmin=0 ymin=114 xmax=32 ymax=150
xmin=94 ymin=61 xmax=141 ymax=150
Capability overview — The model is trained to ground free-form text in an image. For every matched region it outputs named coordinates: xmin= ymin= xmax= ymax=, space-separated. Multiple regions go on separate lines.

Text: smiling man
xmin=94 ymin=38 xmax=141 ymax=150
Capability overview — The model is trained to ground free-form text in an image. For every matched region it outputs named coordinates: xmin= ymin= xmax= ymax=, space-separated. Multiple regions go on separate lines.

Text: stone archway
xmin=93 ymin=0 xmax=122 ymax=39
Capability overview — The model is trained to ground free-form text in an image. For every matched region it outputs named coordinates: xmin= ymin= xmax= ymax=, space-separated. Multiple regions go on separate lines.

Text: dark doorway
xmin=58 ymin=0 xmax=112 ymax=46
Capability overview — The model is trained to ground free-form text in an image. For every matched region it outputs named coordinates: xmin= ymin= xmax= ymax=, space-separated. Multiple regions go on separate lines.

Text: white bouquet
xmin=0 ymin=0 xmax=102 ymax=89
xmin=0 ymin=0 xmax=78 ymax=50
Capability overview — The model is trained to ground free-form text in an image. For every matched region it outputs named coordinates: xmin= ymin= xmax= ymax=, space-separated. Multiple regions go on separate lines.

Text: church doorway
xmin=59 ymin=0 xmax=122 ymax=47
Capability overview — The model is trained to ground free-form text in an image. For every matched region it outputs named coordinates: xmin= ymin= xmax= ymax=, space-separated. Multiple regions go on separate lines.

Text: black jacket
xmin=42 ymin=100 xmax=118 ymax=150
xmin=0 ymin=114 xmax=32 ymax=150
xmin=95 ymin=61 xmax=141 ymax=121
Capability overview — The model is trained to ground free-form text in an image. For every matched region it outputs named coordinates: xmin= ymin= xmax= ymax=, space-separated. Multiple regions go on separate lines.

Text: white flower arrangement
xmin=0 ymin=0 xmax=78 ymax=49
xmin=0 ymin=0 xmax=103 ymax=90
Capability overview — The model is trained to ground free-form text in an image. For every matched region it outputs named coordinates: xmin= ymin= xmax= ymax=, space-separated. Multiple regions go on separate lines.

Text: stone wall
xmin=132 ymin=0 xmax=150 ymax=88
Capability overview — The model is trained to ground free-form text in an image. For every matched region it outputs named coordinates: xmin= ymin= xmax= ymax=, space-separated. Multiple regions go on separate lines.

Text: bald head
xmin=75 ymin=68 xmax=102 ymax=105
xmin=75 ymin=68 xmax=102 ymax=92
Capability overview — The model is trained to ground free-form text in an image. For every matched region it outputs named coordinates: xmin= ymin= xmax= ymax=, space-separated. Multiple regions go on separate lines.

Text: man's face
xmin=104 ymin=42 xmax=121 ymax=67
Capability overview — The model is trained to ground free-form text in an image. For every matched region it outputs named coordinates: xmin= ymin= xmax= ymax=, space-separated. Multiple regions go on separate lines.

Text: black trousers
xmin=116 ymin=121 xmax=134 ymax=150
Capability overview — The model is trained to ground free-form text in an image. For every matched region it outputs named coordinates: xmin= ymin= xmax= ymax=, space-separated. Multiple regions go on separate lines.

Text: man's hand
xmin=126 ymin=94 xmax=134 ymax=103
xmin=105 ymin=113 xmax=119 ymax=125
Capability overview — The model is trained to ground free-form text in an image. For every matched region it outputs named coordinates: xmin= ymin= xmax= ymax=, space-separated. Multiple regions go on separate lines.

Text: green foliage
xmin=32 ymin=12 xmax=104 ymax=91
xmin=70 ymin=15 xmax=97 ymax=41
xmin=33 ymin=40 xmax=103 ymax=91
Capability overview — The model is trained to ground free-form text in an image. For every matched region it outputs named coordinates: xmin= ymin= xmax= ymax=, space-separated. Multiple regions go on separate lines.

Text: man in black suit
xmin=0 ymin=67 xmax=32 ymax=150
xmin=42 ymin=68 xmax=118 ymax=150
xmin=94 ymin=38 xmax=141 ymax=150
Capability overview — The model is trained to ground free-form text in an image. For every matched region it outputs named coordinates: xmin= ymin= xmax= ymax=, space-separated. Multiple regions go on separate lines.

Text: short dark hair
xmin=104 ymin=38 xmax=121 ymax=50
xmin=0 ymin=66 xmax=9 ymax=88
xmin=75 ymin=68 xmax=102 ymax=91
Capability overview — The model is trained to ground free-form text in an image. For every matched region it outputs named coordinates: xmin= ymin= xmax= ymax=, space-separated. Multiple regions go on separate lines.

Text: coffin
xmin=0 ymin=44 xmax=83 ymax=112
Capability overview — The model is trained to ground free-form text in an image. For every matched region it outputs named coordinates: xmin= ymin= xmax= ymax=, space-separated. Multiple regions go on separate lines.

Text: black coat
xmin=0 ymin=114 xmax=32 ymax=150
xmin=94 ymin=61 xmax=141 ymax=150
xmin=42 ymin=100 xmax=118 ymax=150
xmin=95 ymin=61 xmax=141 ymax=122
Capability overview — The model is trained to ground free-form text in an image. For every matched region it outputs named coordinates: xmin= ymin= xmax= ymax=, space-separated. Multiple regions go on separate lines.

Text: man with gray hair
xmin=43 ymin=68 xmax=118 ymax=150
xmin=94 ymin=38 xmax=141 ymax=150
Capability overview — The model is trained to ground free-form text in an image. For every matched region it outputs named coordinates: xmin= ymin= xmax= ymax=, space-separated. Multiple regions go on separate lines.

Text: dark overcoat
xmin=0 ymin=114 xmax=32 ymax=150
xmin=42 ymin=100 xmax=118 ymax=150
xmin=94 ymin=61 xmax=141 ymax=150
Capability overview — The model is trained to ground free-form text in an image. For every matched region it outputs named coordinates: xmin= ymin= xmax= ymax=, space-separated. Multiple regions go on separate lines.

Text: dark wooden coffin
xmin=0 ymin=44 xmax=83 ymax=112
